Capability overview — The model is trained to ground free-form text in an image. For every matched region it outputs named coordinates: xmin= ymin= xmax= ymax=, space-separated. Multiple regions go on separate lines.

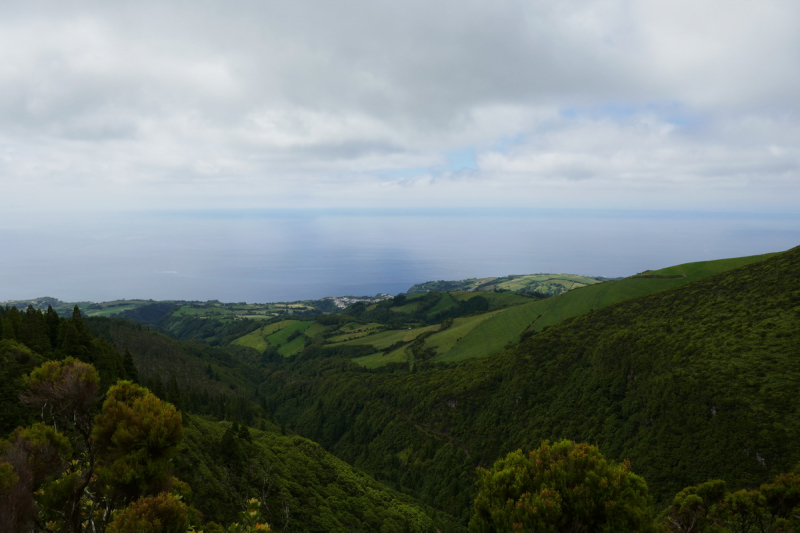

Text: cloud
xmin=0 ymin=0 xmax=798 ymax=212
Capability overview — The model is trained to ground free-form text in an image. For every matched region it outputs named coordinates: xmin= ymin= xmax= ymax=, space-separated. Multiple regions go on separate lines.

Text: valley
xmin=1 ymin=247 xmax=798 ymax=532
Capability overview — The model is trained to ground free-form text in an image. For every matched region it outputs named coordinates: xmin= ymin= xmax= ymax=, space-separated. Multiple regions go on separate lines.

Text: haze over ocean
xmin=2 ymin=209 xmax=798 ymax=303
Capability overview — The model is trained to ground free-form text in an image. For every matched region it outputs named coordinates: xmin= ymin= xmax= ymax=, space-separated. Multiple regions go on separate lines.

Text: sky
xmin=1 ymin=0 xmax=799 ymax=215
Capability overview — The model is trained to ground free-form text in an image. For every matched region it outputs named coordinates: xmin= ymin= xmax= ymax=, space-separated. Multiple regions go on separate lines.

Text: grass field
xmin=277 ymin=335 xmax=308 ymax=356
xmin=326 ymin=323 xmax=386 ymax=343
xmin=347 ymin=252 xmax=778 ymax=367
xmin=407 ymin=273 xmax=605 ymax=295
xmin=230 ymin=319 xmax=314 ymax=353
xmin=338 ymin=325 xmax=438 ymax=350
xmin=352 ymin=347 xmax=410 ymax=369
xmin=267 ymin=320 xmax=313 ymax=346
xmin=424 ymin=292 xmax=457 ymax=317
xmin=424 ymin=311 xmax=505 ymax=356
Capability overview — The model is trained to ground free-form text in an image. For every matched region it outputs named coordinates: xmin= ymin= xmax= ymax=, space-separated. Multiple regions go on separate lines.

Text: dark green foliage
xmin=117 ymin=302 xmax=179 ymax=325
xmin=0 ymin=340 xmax=44 ymax=436
xmin=174 ymin=416 xmax=443 ymax=532
xmin=662 ymin=470 xmax=800 ymax=532
xmin=0 ymin=307 xmax=447 ymax=532
xmin=107 ymin=492 xmax=190 ymax=533
xmin=470 ymin=440 xmax=655 ymax=532
xmin=166 ymin=374 xmax=184 ymax=411
xmin=20 ymin=305 xmax=52 ymax=356
xmin=345 ymin=291 xmax=494 ymax=327
xmin=314 ymin=313 xmax=360 ymax=326
xmin=93 ymin=381 xmax=183 ymax=501
xmin=122 ymin=348 xmax=140 ymax=383
xmin=316 ymin=344 xmax=377 ymax=359
xmin=86 ymin=317 xmax=261 ymax=399
xmin=1 ymin=359 xmax=182 ymax=533
xmin=432 ymin=295 xmax=489 ymax=322
xmin=260 ymin=246 xmax=800 ymax=520
xmin=3 ymin=248 xmax=800 ymax=531
xmin=157 ymin=315 xmax=265 ymax=346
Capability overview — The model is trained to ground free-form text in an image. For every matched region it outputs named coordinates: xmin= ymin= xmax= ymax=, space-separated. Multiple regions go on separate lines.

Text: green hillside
xmin=176 ymin=417 xmax=442 ymax=532
xmin=406 ymin=273 xmax=608 ymax=296
xmin=3 ymin=247 xmax=799 ymax=531
xmin=334 ymin=252 xmax=777 ymax=367
xmin=0 ymin=307 xmax=452 ymax=532
xmin=260 ymin=246 xmax=800 ymax=521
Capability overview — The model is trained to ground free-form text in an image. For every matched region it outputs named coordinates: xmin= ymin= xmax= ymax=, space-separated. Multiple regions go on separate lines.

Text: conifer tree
xmin=45 ymin=305 xmax=61 ymax=349
xmin=122 ymin=348 xmax=140 ymax=383
xmin=20 ymin=306 xmax=51 ymax=355
xmin=167 ymin=374 xmax=183 ymax=411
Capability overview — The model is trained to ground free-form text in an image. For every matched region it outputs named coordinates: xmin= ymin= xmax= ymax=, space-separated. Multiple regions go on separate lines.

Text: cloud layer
xmin=1 ymin=0 xmax=798 ymax=212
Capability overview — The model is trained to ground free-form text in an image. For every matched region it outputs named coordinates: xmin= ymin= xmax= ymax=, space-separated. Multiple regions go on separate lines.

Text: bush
xmin=470 ymin=440 xmax=655 ymax=532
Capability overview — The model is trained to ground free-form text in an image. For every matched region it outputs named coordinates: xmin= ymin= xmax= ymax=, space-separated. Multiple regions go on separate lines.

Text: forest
xmin=1 ymin=247 xmax=799 ymax=532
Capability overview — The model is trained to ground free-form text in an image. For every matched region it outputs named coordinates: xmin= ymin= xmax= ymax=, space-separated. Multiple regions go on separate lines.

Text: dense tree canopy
xmin=469 ymin=440 xmax=655 ymax=533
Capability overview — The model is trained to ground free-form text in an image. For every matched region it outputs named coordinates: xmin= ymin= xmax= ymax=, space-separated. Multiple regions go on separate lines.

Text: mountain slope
xmin=261 ymin=246 xmax=800 ymax=520
xmin=338 ymin=252 xmax=778 ymax=366
xmin=406 ymin=273 xmax=607 ymax=296
xmin=175 ymin=416 xmax=444 ymax=532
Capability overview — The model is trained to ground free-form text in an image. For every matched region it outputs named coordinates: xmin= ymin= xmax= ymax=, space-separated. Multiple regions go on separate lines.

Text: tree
xmin=662 ymin=470 xmax=800 ymax=533
xmin=122 ymin=349 xmax=139 ymax=384
xmin=1 ymin=360 xmax=184 ymax=532
xmin=93 ymin=381 xmax=183 ymax=502
xmin=469 ymin=439 xmax=655 ymax=533
xmin=106 ymin=492 xmax=189 ymax=533
xmin=22 ymin=357 xmax=100 ymax=438
xmin=662 ymin=479 xmax=727 ymax=532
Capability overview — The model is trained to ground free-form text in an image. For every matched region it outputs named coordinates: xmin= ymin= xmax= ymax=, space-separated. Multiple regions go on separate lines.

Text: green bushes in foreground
xmin=470 ymin=440 xmax=800 ymax=533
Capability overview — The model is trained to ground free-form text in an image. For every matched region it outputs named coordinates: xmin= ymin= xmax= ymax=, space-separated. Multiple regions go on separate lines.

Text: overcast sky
xmin=2 ymin=0 xmax=799 ymax=214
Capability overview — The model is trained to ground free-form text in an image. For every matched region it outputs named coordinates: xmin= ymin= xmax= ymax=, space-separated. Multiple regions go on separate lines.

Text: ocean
xmin=2 ymin=208 xmax=799 ymax=303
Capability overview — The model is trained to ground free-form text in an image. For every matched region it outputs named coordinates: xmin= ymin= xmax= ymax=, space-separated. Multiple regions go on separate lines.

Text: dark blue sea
xmin=2 ymin=208 xmax=799 ymax=303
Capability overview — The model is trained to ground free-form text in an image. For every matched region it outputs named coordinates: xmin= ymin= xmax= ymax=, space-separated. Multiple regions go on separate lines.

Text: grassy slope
xmin=424 ymin=311 xmax=505 ymax=356
xmin=406 ymin=273 xmax=603 ymax=295
xmin=433 ymin=252 xmax=778 ymax=363
xmin=425 ymin=292 xmax=457 ymax=317
xmin=343 ymin=325 xmax=439 ymax=350
xmin=326 ymin=323 xmax=385 ymax=343
xmin=263 ymin=247 xmax=800 ymax=520
xmin=338 ymin=253 xmax=775 ymax=367
xmin=231 ymin=320 xmax=315 ymax=355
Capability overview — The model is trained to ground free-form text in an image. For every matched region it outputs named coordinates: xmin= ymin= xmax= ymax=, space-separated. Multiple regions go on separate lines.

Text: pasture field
xmin=424 ymin=292 xmax=457 ymax=317
xmin=173 ymin=301 xmax=319 ymax=320
xmin=326 ymin=322 xmax=386 ymax=343
xmin=277 ymin=335 xmax=307 ymax=356
xmin=230 ymin=330 xmax=269 ymax=352
xmin=267 ymin=320 xmax=313 ymax=347
xmin=406 ymin=273 xmax=605 ymax=295
xmin=304 ymin=322 xmax=331 ymax=338
xmin=338 ymin=325 xmax=438 ymax=350
xmin=424 ymin=311 xmax=505 ymax=356
xmin=231 ymin=319 xmax=312 ymax=353
xmin=84 ymin=302 xmax=149 ymax=317
xmin=352 ymin=347 xmax=410 ymax=369
xmin=347 ymin=251 xmax=779 ymax=367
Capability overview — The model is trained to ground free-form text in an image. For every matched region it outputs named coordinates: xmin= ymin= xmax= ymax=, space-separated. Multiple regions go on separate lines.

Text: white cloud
xmin=0 ymin=0 xmax=798 ymax=212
